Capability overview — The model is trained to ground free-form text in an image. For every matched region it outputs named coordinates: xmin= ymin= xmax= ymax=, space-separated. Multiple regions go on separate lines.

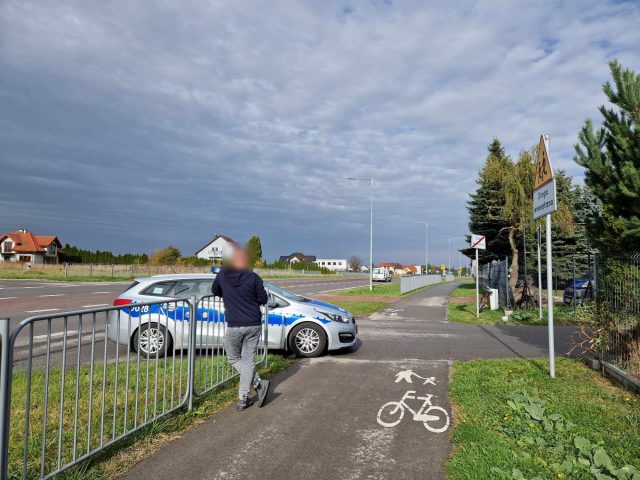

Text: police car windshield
xmin=265 ymin=283 xmax=304 ymax=302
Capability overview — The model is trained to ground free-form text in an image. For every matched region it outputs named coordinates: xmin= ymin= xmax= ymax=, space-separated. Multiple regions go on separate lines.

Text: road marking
xmin=24 ymin=286 xmax=46 ymax=289
xmin=39 ymin=294 xmax=65 ymax=297
xmin=26 ymin=308 xmax=60 ymax=313
xmin=310 ymin=284 xmax=368 ymax=294
xmin=81 ymin=304 xmax=109 ymax=308
xmin=92 ymin=291 xmax=111 ymax=294
xmin=0 ymin=297 xmax=17 ymax=300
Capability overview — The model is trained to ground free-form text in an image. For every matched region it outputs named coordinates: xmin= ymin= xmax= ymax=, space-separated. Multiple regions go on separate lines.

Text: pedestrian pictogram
xmin=534 ymin=135 xmax=553 ymax=189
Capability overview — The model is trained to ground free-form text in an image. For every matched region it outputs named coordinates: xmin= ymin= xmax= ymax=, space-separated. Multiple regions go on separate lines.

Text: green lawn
xmin=335 ymin=280 xmax=448 ymax=298
xmin=449 ymin=283 xmax=477 ymax=297
xmin=0 ymin=270 xmax=135 ymax=282
xmin=329 ymin=300 xmax=389 ymax=316
xmin=448 ymin=302 xmax=505 ymax=324
xmin=334 ymin=282 xmax=402 ymax=297
xmin=8 ymin=355 xmax=291 ymax=480
xmin=447 ymin=357 xmax=640 ymax=480
xmin=448 ymin=284 xmax=591 ymax=325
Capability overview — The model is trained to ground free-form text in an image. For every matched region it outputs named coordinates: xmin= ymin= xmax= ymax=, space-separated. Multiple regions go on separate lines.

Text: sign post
xmin=533 ymin=134 xmax=557 ymax=378
xmin=536 ymin=225 xmax=543 ymax=320
xmin=470 ymin=234 xmax=486 ymax=318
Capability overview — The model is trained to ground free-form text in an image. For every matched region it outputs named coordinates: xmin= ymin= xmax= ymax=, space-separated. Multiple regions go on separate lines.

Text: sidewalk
xmin=121 ymin=282 xmax=578 ymax=480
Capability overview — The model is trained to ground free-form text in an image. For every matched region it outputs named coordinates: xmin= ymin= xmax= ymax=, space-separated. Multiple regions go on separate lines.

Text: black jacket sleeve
xmin=254 ymin=274 xmax=268 ymax=305
xmin=212 ymin=275 xmax=223 ymax=297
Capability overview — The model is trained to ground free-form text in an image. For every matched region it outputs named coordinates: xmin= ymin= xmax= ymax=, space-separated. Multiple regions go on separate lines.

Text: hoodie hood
xmin=220 ymin=269 xmax=253 ymax=288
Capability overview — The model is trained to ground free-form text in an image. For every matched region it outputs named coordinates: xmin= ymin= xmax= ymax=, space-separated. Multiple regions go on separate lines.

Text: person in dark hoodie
xmin=212 ymin=247 xmax=270 ymax=410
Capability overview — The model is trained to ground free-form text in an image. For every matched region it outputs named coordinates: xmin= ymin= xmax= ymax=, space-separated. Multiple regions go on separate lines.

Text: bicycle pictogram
xmin=377 ymin=390 xmax=450 ymax=432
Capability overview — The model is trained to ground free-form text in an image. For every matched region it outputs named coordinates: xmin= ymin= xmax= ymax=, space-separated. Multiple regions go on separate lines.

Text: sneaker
xmin=256 ymin=379 xmax=271 ymax=408
xmin=236 ymin=396 xmax=254 ymax=411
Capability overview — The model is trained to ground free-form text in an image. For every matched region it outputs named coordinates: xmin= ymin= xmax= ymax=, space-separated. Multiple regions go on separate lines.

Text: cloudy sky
xmin=1 ymin=1 xmax=639 ymax=265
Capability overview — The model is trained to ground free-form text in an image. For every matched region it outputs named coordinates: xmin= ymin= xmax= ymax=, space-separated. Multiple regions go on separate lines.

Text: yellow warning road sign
xmin=534 ymin=135 xmax=553 ymax=189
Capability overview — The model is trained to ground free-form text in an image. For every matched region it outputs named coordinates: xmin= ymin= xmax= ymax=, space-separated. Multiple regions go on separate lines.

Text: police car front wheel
xmin=290 ymin=323 xmax=327 ymax=358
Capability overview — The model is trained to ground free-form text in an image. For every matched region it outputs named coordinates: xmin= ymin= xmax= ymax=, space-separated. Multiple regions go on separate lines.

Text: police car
xmin=107 ymin=274 xmax=357 ymax=358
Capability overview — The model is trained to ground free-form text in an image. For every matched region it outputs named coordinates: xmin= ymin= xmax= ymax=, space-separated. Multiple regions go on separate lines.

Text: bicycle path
xmin=121 ymin=282 xmax=578 ymax=480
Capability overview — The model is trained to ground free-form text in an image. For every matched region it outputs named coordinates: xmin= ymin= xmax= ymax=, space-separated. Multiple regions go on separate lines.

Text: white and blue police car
xmin=107 ymin=274 xmax=357 ymax=358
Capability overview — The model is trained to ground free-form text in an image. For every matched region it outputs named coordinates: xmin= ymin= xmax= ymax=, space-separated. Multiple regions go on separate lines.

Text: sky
xmin=1 ymin=1 xmax=639 ymax=266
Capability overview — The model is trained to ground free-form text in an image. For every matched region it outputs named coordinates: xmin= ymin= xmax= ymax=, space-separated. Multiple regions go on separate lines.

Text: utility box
xmin=488 ymin=288 xmax=499 ymax=310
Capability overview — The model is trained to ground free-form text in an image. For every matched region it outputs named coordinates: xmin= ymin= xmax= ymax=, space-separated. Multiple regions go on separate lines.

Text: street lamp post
xmin=415 ymin=221 xmax=429 ymax=275
xmin=448 ymin=239 xmax=452 ymax=274
xmin=347 ymin=177 xmax=374 ymax=291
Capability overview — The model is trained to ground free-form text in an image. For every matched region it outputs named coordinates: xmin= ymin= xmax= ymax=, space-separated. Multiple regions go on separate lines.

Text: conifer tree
xmin=574 ymin=60 xmax=640 ymax=252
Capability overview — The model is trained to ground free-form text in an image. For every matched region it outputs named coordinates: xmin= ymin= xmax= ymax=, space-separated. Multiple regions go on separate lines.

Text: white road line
xmin=310 ymin=284 xmax=369 ymax=294
xmin=81 ymin=304 xmax=109 ymax=308
xmin=38 ymin=294 xmax=65 ymax=297
xmin=24 ymin=286 xmax=46 ymax=289
xmin=0 ymin=297 xmax=17 ymax=300
xmin=26 ymin=308 xmax=60 ymax=313
xmin=92 ymin=291 xmax=111 ymax=294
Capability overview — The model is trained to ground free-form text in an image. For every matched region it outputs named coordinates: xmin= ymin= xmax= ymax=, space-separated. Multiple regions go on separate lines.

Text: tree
xmin=462 ymin=139 xmax=513 ymax=263
xmin=348 ymin=256 xmax=362 ymax=271
xmin=149 ymin=246 xmax=181 ymax=265
xmin=574 ymin=60 xmax=640 ymax=253
xmin=246 ymin=235 xmax=263 ymax=267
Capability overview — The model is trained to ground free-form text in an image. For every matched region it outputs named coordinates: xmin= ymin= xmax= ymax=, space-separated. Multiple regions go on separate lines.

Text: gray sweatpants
xmin=224 ymin=326 xmax=262 ymax=399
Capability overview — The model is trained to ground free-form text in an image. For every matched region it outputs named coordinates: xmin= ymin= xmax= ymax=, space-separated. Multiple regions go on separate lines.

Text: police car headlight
xmin=315 ymin=309 xmax=350 ymax=323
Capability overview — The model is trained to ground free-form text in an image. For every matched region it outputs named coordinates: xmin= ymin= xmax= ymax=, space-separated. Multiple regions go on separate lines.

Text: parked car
xmin=372 ymin=267 xmax=392 ymax=282
xmin=108 ymin=274 xmax=357 ymax=358
xmin=563 ymin=278 xmax=595 ymax=305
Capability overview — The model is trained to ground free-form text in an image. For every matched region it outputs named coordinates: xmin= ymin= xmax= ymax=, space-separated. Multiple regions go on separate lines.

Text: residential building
xmin=0 ymin=229 xmax=63 ymax=264
xmin=379 ymin=262 xmax=403 ymax=274
xmin=194 ymin=234 xmax=238 ymax=261
xmin=315 ymin=258 xmax=348 ymax=272
xmin=279 ymin=252 xmax=317 ymax=264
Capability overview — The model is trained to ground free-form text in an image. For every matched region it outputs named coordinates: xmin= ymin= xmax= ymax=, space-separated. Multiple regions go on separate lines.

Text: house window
xmin=18 ymin=255 xmax=30 ymax=262
xmin=2 ymin=242 xmax=11 ymax=253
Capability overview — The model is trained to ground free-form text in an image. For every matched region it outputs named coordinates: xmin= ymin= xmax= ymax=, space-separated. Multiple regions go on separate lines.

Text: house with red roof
xmin=0 ymin=229 xmax=64 ymax=264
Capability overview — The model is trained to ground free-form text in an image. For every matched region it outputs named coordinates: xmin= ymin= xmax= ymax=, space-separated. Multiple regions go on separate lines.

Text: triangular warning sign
xmin=534 ymin=135 xmax=553 ymax=189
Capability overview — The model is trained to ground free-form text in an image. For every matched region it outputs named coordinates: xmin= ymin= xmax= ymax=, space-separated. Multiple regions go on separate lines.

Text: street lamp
xmin=347 ymin=177 xmax=374 ymax=291
xmin=447 ymin=238 xmax=452 ymax=274
xmin=415 ymin=221 xmax=429 ymax=275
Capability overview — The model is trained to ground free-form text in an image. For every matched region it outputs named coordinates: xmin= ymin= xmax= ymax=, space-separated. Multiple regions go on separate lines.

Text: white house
xmin=194 ymin=235 xmax=238 ymax=261
xmin=0 ymin=229 xmax=63 ymax=264
xmin=315 ymin=258 xmax=348 ymax=272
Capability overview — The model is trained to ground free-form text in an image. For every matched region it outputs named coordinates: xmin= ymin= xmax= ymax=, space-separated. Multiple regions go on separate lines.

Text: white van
xmin=372 ymin=267 xmax=392 ymax=282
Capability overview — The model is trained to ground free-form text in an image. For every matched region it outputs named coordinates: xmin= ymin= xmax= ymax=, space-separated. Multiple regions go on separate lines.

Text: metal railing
xmin=596 ymin=253 xmax=640 ymax=378
xmin=479 ymin=258 xmax=514 ymax=309
xmin=400 ymin=275 xmax=445 ymax=294
xmin=0 ymin=296 xmax=268 ymax=479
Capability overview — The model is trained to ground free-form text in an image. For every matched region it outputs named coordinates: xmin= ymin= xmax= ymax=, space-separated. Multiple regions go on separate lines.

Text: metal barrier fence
xmin=0 ymin=296 xmax=268 ymax=479
xmin=596 ymin=253 xmax=640 ymax=379
xmin=479 ymin=258 xmax=514 ymax=309
xmin=400 ymin=275 xmax=446 ymax=294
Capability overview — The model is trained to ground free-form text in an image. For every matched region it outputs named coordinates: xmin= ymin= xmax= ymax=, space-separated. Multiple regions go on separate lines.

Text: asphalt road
xmin=1 ymin=276 xmax=373 ymax=367
xmin=0 ymin=276 xmax=372 ymax=328
xmin=122 ymin=282 xmax=578 ymax=480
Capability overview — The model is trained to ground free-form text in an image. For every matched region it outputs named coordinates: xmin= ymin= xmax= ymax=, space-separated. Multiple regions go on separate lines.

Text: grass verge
xmin=334 ymin=279 xmax=450 ymax=298
xmin=8 ymin=354 xmax=291 ymax=479
xmin=449 ymin=283 xmax=476 ymax=297
xmin=0 ymin=270 xmax=134 ymax=282
xmin=447 ymin=357 xmax=640 ymax=480
xmin=328 ymin=300 xmax=389 ymax=317
xmin=447 ymin=285 xmax=590 ymax=325
xmin=448 ymin=302 xmax=505 ymax=324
